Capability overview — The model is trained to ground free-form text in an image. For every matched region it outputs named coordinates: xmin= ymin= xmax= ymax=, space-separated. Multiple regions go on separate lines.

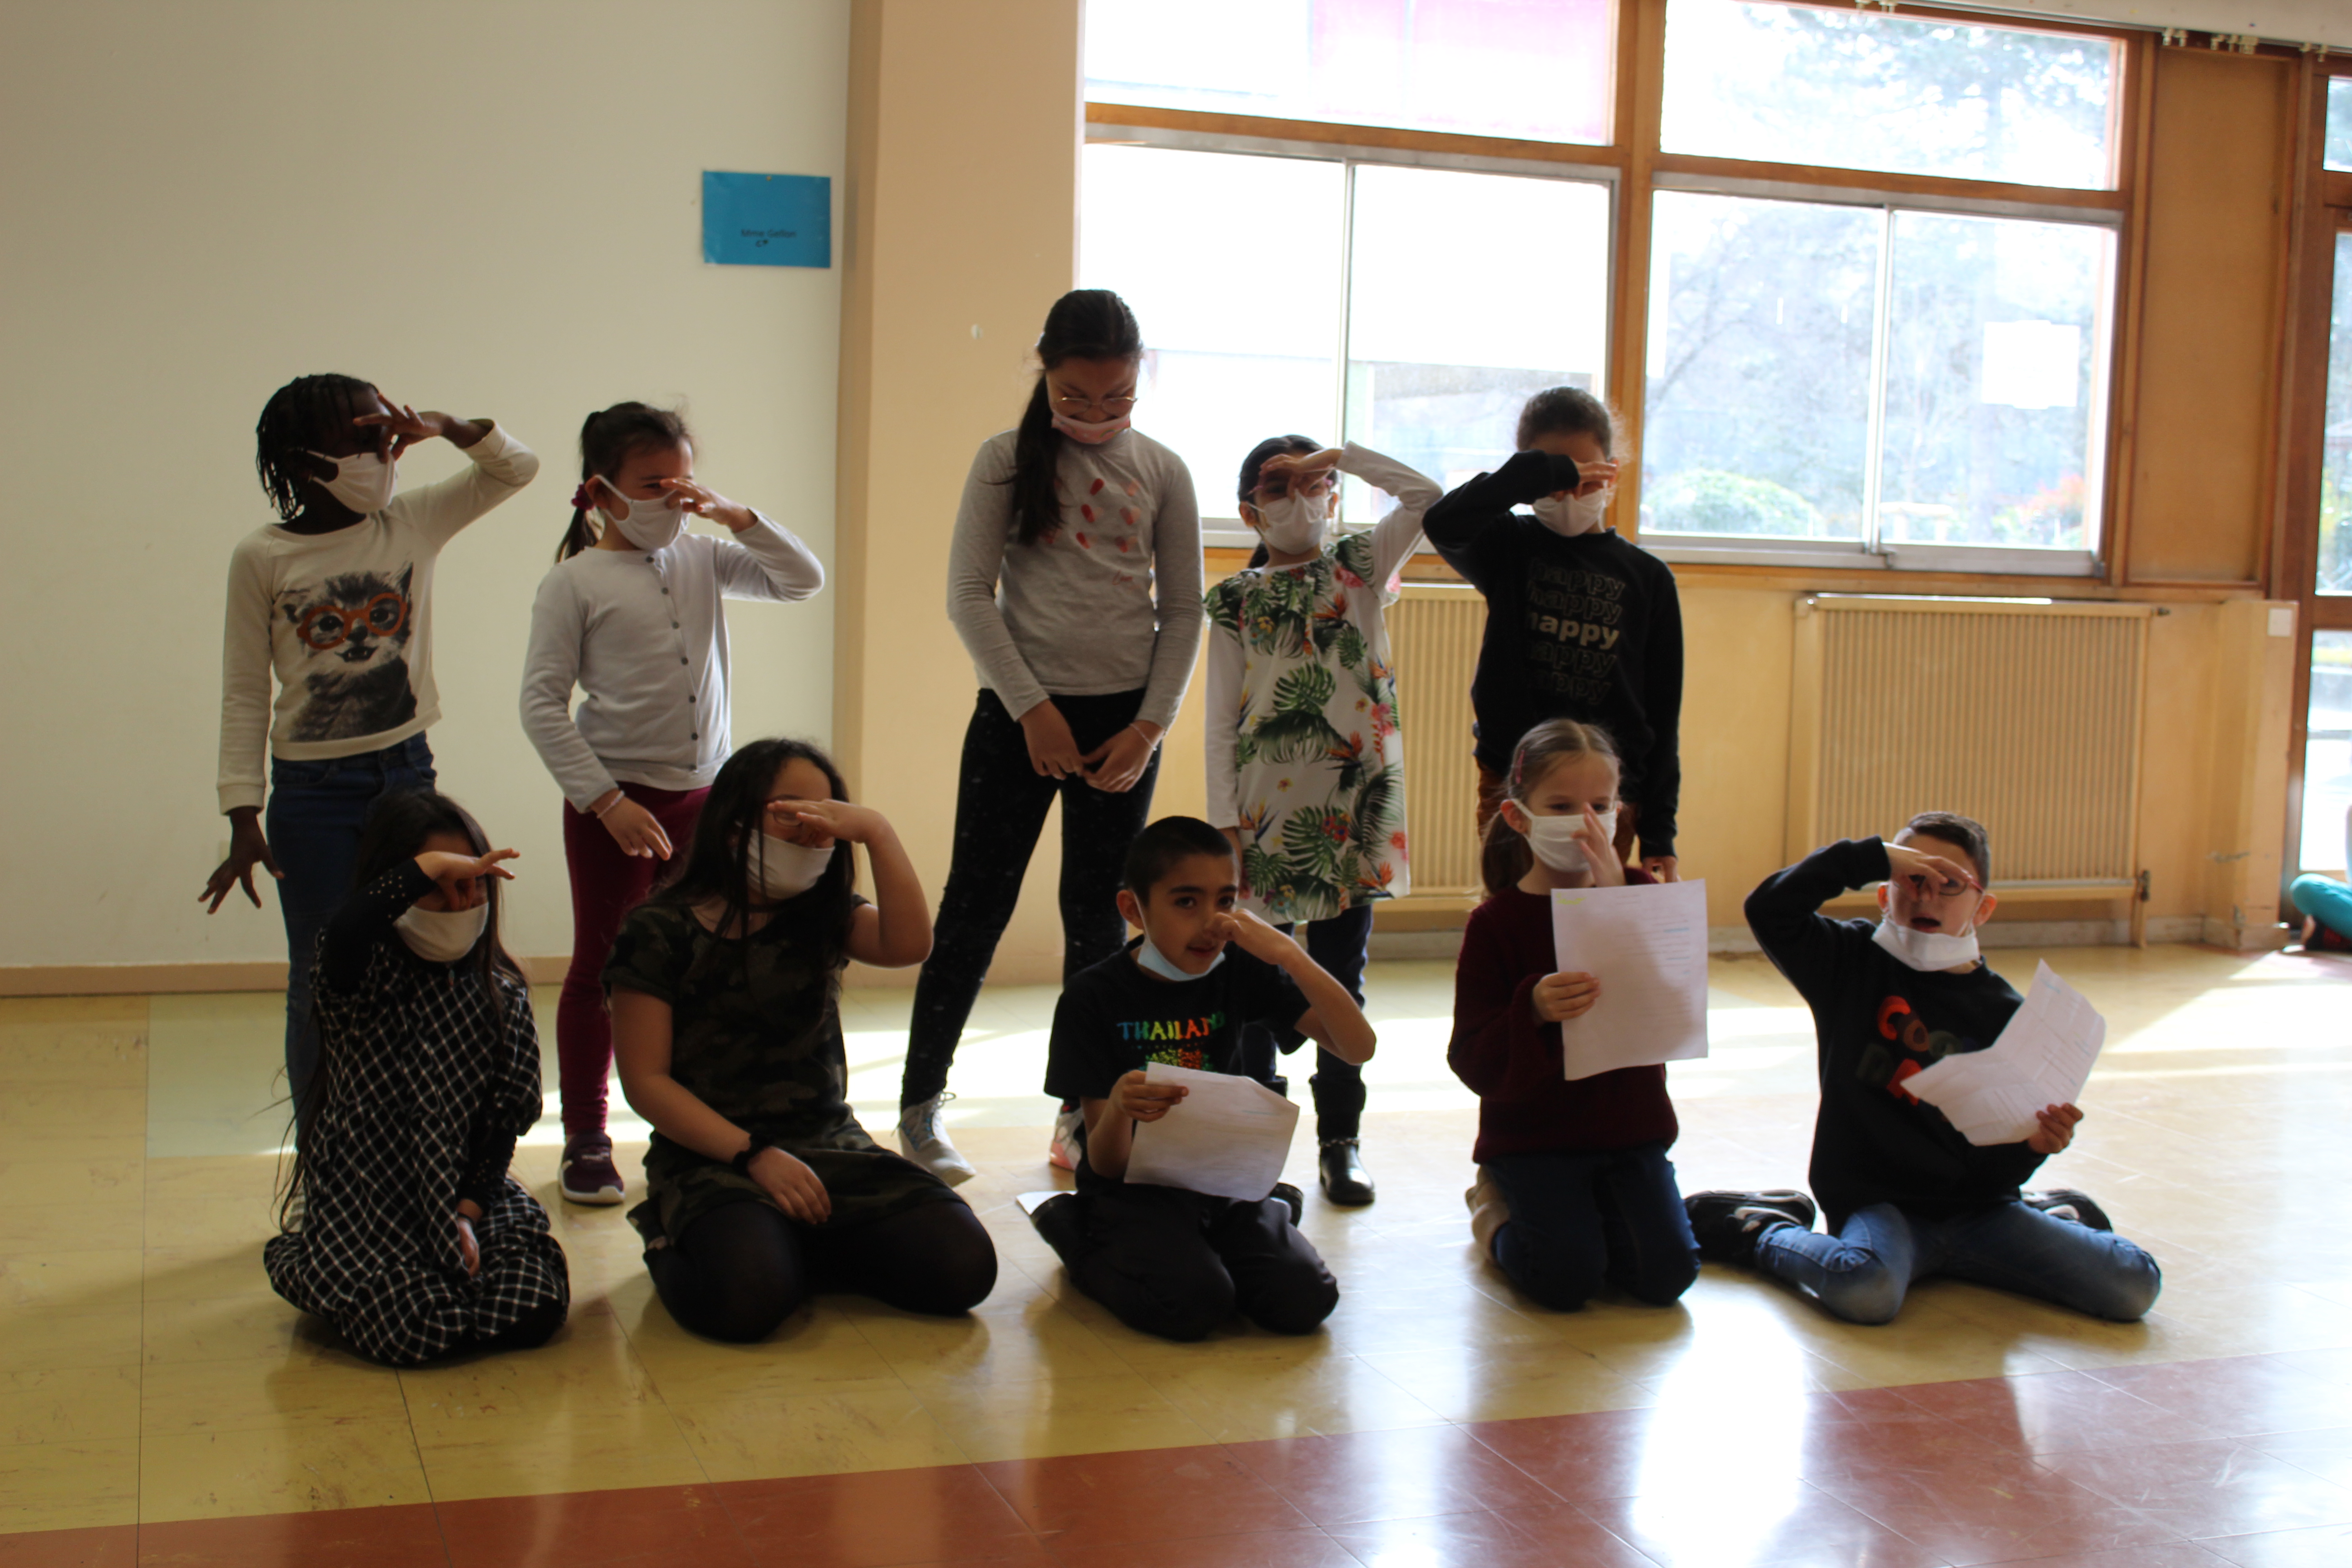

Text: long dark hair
xmin=645 ymin=737 xmax=860 ymax=983
xmin=1236 ymin=433 xmax=1321 ymax=570
xmin=1480 ymin=719 xmax=1621 ymax=898
xmin=255 ymin=373 xmax=376 ymax=523
xmin=555 ymin=402 xmax=695 ymax=562
xmin=1006 ymin=289 xmax=1143 ymax=546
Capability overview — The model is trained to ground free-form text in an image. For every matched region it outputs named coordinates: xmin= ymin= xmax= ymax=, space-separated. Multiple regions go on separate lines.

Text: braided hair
xmin=556 ymin=402 xmax=695 ymax=562
xmin=254 ymin=373 xmax=376 ymax=524
xmin=1005 ymin=289 xmax=1143 ymax=547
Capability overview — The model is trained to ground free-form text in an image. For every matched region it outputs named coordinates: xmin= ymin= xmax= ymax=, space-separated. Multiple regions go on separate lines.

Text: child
xmin=520 ymin=402 xmax=825 ymax=1207
xmin=1032 ymin=816 xmax=1377 ymax=1342
xmin=608 ymin=739 xmax=996 ymax=1343
xmin=2288 ymin=804 xmax=2351 ymax=953
xmin=203 ymin=375 xmax=539 ymax=1125
xmin=901 ymin=288 xmax=1203 ymax=1184
xmin=1690 ymin=813 xmax=2162 ymax=1325
xmin=1205 ymin=436 xmax=1439 ymax=1206
xmin=1448 ymin=720 xmax=1699 ymax=1312
xmin=1421 ymin=388 xmax=1683 ymax=881
xmin=264 ymin=790 xmax=568 ymax=1366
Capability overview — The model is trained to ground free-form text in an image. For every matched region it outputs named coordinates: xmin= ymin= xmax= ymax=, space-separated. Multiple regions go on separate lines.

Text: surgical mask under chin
xmin=1518 ymin=807 xmax=1617 ymax=873
xmin=1530 ymin=485 xmax=1611 ymax=537
xmin=1135 ymin=932 xmax=1223 ymax=982
xmin=305 ymin=450 xmax=399 ymax=514
xmin=1252 ymin=490 xmax=1331 ymax=555
xmin=1050 ymin=411 xmax=1132 ymax=444
xmin=597 ymin=477 xmax=687 ymax=552
xmin=394 ymin=901 xmax=488 ymax=963
xmin=1872 ymin=917 xmax=1981 ymax=972
xmin=749 ymin=830 xmax=834 ymax=902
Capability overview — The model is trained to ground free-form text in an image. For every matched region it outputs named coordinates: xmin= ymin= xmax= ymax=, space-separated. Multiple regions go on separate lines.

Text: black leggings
xmin=901 ymin=688 xmax=1161 ymax=1108
xmin=647 ymin=1199 xmax=999 ymax=1343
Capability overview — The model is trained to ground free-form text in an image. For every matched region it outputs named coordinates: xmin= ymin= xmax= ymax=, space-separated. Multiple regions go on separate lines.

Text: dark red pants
xmin=559 ymin=782 xmax=709 ymax=1138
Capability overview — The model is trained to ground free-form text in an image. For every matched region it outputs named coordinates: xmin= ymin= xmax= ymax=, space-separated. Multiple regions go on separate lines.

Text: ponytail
xmin=1478 ymin=718 xmax=1621 ymax=898
xmin=555 ymin=401 xmax=695 ymax=564
xmin=1008 ymin=379 xmax=1062 ymax=547
xmin=1006 ymin=289 xmax=1143 ymax=547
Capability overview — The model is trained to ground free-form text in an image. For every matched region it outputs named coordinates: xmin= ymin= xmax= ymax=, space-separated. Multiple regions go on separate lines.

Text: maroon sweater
xmin=1448 ymin=878 xmax=1680 ymax=1162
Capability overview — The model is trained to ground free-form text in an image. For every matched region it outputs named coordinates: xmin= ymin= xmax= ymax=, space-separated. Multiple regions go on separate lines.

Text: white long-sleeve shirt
xmin=945 ymin=426 xmax=1202 ymax=730
xmin=216 ymin=424 xmax=540 ymax=813
xmin=519 ymin=519 xmax=825 ymax=810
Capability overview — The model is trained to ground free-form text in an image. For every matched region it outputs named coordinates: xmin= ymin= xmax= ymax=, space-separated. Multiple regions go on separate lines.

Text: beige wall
xmin=0 ymin=0 xmax=849 ymax=980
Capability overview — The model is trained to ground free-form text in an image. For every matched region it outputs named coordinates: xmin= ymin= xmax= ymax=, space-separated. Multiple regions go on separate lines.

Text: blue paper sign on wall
xmin=702 ymin=171 xmax=831 ymax=268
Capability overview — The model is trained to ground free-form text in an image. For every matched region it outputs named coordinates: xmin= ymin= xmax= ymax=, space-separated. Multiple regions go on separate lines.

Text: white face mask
xmin=1530 ymin=485 xmax=1611 ymax=537
xmin=1251 ymin=488 xmax=1331 ymax=556
xmin=1051 ymin=411 xmax=1132 ymax=444
xmin=749 ymin=830 xmax=834 ymax=902
xmin=1518 ymin=807 xmax=1617 ymax=873
xmin=1135 ymin=932 xmax=1223 ymax=982
xmin=597 ymin=476 xmax=687 ymax=552
xmin=305 ymin=450 xmax=398 ymax=514
xmin=1872 ymin=918 xmax=1982 ymax=973
xmin=394 ymin=901 xmax=488 ymax=963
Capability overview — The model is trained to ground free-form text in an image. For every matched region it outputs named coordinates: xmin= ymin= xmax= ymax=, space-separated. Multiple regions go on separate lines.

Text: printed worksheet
xmin=1123 ymin=1063 xmax=1301 ymax=1201
xmin=1907 ymin=961 xmax=2107 ymax=1146
xmin=1550 ymin=880 xmax=1711 ymax=1082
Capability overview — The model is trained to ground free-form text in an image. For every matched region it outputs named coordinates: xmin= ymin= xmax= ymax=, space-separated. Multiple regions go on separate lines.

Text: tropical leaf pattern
xmin=1205 ymin=547 xmax=1411 ymax=923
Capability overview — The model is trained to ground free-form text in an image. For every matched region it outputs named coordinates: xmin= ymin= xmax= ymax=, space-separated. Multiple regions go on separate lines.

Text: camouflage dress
xmin=603 ymin=897 xmax=959 ymax=1240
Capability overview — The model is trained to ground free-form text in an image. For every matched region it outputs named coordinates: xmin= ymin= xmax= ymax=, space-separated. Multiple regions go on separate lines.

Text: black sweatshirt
xmin=1423 ymin=451 xmax=1685 ymax=857
xmin=1745 ymin=837 xmax=2049 ymax=1229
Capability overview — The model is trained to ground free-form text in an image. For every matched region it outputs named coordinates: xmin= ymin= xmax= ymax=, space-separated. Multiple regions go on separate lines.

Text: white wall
xmin=0 ymin=0 xmax=848 ymax=969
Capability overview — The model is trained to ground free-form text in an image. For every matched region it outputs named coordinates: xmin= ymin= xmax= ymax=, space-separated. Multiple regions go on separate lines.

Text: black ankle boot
xmin=1318 ymin=1139 xmax=1375 ymax=1206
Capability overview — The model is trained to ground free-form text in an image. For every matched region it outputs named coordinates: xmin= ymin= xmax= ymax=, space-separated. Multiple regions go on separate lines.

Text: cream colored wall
xmin=0 ymin=0 xmax=848 ymax=976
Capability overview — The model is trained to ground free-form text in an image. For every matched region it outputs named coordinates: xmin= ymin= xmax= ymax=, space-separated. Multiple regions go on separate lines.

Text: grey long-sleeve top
xmin=944 ymin=426 xmax=1203 ymax=730
xmin=519 ymin=518 xmax=824 ymax=810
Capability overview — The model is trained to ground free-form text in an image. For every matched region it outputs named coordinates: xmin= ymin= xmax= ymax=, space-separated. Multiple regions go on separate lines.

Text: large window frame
xmin=1085 ymin=0 xmax=2147 ymax=583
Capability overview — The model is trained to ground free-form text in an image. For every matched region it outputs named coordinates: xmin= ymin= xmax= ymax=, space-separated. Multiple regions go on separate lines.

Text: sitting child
xmin=1031 ymin=816 xmax=1377 ymax=1341
xmin=1688 ymin=812 xmax=2161 ymax=1326
xmin=2288 ymin=803 xmax=2350 ymax=953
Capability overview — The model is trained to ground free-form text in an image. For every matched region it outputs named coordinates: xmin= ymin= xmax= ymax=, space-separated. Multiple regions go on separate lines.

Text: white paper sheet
xmin=1122 ymin=1063 xmax=1301 ymax=1201
xmin=1906 ymin=961 xmax=2107 ymax=1147
xmin=1550 ymin=880 xmax=1711 ymax=1082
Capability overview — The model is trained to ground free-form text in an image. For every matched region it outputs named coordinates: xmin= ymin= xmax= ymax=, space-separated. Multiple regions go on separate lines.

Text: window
xmin=1084 ymin=0 xmax=1614 ymax=147
xmin=1080 ymin=143 xmax=1611 ymax=534
xmin=2322 ymin=233 xmax=2352 ymax=599
xmin=2306 ymin=632 xmax=2352 ymax=874
xmin=2329 ymin=79 xmax=2352 ymax=174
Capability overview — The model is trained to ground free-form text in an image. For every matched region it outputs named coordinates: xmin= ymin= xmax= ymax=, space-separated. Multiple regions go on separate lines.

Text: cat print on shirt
xmin=277 ymin=564 xmax=417 ymax=742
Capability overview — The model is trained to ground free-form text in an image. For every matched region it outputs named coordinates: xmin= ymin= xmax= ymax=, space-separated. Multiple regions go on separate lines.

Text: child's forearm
xmin=1280 ymin=948 xmax=1377 ymax=1065
xmin=1083 ymin=1098 xmax=1133 ymax=1179
xmin=622 ymin=1068 xmax=753 ymax=1165
xmin=861 ymin=824 xmax=932 ymax=967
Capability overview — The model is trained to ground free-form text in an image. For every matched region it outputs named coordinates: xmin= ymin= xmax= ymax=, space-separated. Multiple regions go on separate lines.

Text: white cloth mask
xmin=1252 ymin=489 xmax=1331 ymax=556
xmin=304 ymin=450 xmax=398 ymax=514
xmin=394 ymin=901 xmax=488 ymax=963
xmin=1051 ymin=411 xmax=1132 ymax=444
xmin=1530 ymin=485 xmax=1610 ymax=537
xmin=1135 ymin=933 xmax=1223 ymax=982
xmin=1519 ymin=808 xmax=1617 ymax=873
xmin=596 ymin=477 xmax=687 ymax=552
xmin=1872 ymin=918 xmax=1982 ymax=973
xmin=749 ymin=830 xmax=834 ymax=902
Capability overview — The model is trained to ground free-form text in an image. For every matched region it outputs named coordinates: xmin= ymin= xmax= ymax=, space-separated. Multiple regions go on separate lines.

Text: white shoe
xmin=1048 ymin=1105 xmax=1085 ymax=1172
xmin=897 ymin=1093 xmax=977 ymax=1186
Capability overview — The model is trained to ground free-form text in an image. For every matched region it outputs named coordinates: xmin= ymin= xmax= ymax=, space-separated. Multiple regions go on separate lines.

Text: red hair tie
xmin=570 ymin=482 xmax=594 ymax=511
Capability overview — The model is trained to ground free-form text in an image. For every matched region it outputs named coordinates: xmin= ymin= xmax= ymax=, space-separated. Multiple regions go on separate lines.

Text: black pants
xmin=1237 ymin=906 xmax=1373 ymax=1142
xmin=647 ymin=1198 xmax=998 ymax=1343
xmin=1058 ymin=1184 xmax=1338 ymax=1342
xmin=902 ymin=689 xmax=1160 ymax=1108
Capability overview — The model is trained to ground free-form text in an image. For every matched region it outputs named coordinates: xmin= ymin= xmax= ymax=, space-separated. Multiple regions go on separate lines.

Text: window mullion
xmin=1336 ymin=158 xmax=1360 ymax=506
xmin=1860 ymin=203 xmax=1897 ymax=556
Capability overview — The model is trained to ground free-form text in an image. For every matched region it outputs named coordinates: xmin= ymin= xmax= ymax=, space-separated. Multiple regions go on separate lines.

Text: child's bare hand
xmin=1203 ymin=908 xmax=1295 ymax=965
xmin=1110 ymin=1068 xmax=1187 ymax=1122
xmin=657 ymin=475 xmax=755 ymax=531
xmin=599 ymin=799 xmax=672 ymax=860
xmin=1885 ymin=842 xmax=1981 ymax=896
xmin=1572 ymin=456 xmax=1629 ymax=498
xmin=413 ymin=848 xmax=518 ymax=910
xmin=1532 ymin=971 xmax=1600 ymax=1023
xmin=201 ymin=811 xmax=283 ymax=912
xmin=1572 ymin=806 xmax=1627 ymax=887
xmin=1254 ymin=447 xmax=1343 ymax=497
xmin=2026 ymin=1102 xmax=2082 ymax=1155
xmin=453 ymin=1212 xmax=481 ymax=1277
xmin=353 ymin=402 xmax=456 ymax=461
xmin=772 ymin=797 xmax=885 ymax=846
xmin=750 ymin=1146 xmax=832 ymax=1225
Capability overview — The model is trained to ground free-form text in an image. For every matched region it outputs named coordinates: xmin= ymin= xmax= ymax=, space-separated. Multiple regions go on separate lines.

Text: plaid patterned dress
xmin=264 ymin=864 xmax=569 ymax=1365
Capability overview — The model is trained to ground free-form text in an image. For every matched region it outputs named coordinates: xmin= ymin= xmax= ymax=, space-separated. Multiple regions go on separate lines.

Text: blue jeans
xmin=2289 ymin=873 xmax=2352 ymax=940
xmin=265 ymin=735 xmax=436 ymax=1118
xmin=1482 ymin=1142 xmax=1699 ymax=1312
xmin=1757 ymin=1200 xmax=2162 ymax=1326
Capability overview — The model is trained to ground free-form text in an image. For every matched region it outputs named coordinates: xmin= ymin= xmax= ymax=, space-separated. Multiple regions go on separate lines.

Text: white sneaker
xmin=1048 ymin=1105 xmax=1085 ymax=1172
xmin=896 ymin=1093 xmax=977 ymax=1186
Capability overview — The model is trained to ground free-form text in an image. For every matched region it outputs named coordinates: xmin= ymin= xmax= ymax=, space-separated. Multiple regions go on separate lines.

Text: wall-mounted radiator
xmin=1387 ymin=585 xmax=1490 ymax=906
xmin=1789 ymin=595 xmax=2158 ymax=937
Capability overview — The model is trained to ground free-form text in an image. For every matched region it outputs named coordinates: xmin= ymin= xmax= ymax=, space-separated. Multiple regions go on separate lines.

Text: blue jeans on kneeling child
xmin=1482 ymin=1143 xmax=1699 ymax=1311
xmin=1756 ymin=1200 xmax=2161 ymax=1326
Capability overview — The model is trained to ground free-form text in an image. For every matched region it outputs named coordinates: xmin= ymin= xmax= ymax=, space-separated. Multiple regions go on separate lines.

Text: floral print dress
xmin=1204 ymin=444 xmax=1441 ymax=923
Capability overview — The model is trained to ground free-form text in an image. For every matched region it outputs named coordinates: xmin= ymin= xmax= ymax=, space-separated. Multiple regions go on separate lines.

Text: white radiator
xmin=1387 ymin=585 xmax=1490 ymax=903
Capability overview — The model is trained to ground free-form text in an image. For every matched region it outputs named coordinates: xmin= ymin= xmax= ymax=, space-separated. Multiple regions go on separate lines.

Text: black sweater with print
xmin=1423 ymin=451 xmax=1685 ymax=858
xmin=1745 ymin=837 xmax=2049 ymax=1229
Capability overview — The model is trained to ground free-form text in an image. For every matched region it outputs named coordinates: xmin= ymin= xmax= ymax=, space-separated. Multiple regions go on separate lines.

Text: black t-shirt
xmin=1044 ymin=940 xmax=1309 ymax=1191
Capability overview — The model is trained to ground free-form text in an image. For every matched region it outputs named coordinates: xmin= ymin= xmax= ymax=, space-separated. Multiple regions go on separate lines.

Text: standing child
xmin=1205 ymin=437 xmax=1439 ymax=1206
xmin=1421 ymin=388 xmax=1683 ymax=880
xmin=521 ymin=402 xmax=825 ymax=1206
xmin=1449 ymin=720 xmax=1700 ymax=1312
xmin=1032 ymin=817 xmax=1376 ymax=1342
xmin=264 ymin=790 xmax=569 ymax=1366
xmin=203 ymin=376 xmax=538 ymax=1123
xmin=608 ymin=740 xmax=997 ymax=1343
xmin=899 ymin=289 xmax=1203 ymax=1184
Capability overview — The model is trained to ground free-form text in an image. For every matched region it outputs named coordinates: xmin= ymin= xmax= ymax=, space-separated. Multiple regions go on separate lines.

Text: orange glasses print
xmin=296 ymin=592 xmax=409 ymax=652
